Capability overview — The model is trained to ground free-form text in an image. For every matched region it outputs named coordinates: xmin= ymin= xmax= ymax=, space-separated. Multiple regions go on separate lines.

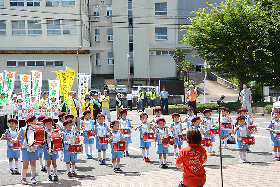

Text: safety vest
xmin=150 ymin=92 xmax=156 ymax=98
xmin=141 ymin=92 xmax=148 ymax=99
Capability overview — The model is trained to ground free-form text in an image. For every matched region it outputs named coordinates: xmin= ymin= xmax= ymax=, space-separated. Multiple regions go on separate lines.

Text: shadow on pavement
xmin=248 ymin=151 xmax=272 ymax=156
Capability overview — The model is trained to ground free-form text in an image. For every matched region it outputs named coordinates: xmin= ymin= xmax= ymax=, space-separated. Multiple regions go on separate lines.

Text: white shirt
xmin=127 ymin=94 xmax=133 ymax=100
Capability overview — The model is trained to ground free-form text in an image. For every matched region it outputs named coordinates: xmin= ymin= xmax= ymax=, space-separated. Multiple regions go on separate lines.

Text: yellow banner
xmin=56 ymin=68 xmax=75 ymax=101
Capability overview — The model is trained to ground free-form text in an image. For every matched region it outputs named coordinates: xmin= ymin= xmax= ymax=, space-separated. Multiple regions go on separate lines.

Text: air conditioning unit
xmin=107 ymin=35 xmax=113 ymax=41
xmin=95 ymin=35 xmax=100 ymax=41
xmin=149 ymin=51 xmax=156 ymax=56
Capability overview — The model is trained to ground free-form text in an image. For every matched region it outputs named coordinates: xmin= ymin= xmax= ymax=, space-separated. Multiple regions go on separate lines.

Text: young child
xmin=170 ymin=113 xmax=186 ymax=159
xmin=217 ymin=106 xmax=231 ymax=149
xmin=182 ymin=106 xmax=196 ymax=129
xmin=56 ymin=112 xmax=66 ymax=160
xmin=266 ymin=110 xmax=280 ymax=161
xmin=37 ymin=115 xmax=47 ymax=171
xmin=41 ymin=117 xmax=59 ymax=181
xmin=175 ymin=129 xmax=207 ymax=187
xmin=119 ymin=109 xmax=133 ymax=156
xmin=202 ymin=109 xmax=216 ymax=156
xmin=108 ymin=120 xmax=126 ymax=172
xmin=135 ymin=113 xmax=154 ymax=162
xmin=155 ymin=118 xmax=169 ymax=168
xmin=233 ymin=115 xmax=255 ymax=163
xmin=62 ymin=119 xmax=79 ymax=177
xmin=1 ymin=118 xmax=20 ymax=174
xmin=81 ymin=110 xmax=95 ymax=159
xmin=49 ymin=96 xmax=58 ymax=110
xmin=238 ymin=108 xmax=253 ymax=127
xmin=12 ymin=115 xmax=39 ymax=185
xmin=65 ymin=114 xmax=76 ymax=133
xmin=190 ymin=116 xmax=204 ymax=135
xmin=95 ymin=114 xmax=111 ymax=165
xmin=150 ymin=107 xmax=164 ymax=127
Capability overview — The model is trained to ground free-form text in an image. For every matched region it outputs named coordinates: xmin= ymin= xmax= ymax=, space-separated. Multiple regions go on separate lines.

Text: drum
xmin=86 ymin=130 xmax=95 ymax=139
xmin=182 ymin=134 xmax=187 ymax=141
xmin=210 ymin=129 xmax=219 ymax=135
xmin=143 ymin=132 xmax=154 ymax=142
xmin=46 ymin=132 xmax=63 ymax=155
xmin=248 ymin=126 xmax=257 ymax=133
xmin=221 ymin=123 xmax=231 ymax=130
xmin=201 ymin=138 xmax=212 ymax=147
xmin=168 ymin=136 xmax=175 ymax=145
xmin=242 ymin=136 xmax=255 ymax=145
xmin=120 ymin=129 xmax=131 ymax=137
xmin=113 ymin=141 xmax=126 ymax=152
xmin=162 ymin=137 xmax=169 ymax=147
xmin=99 ymin=135 xmax=109 ymax=145
xmin=12 ymin=140 xmax=21 ymax=150
xmin=69 ymin=144 xmax=83 ymax=154
xmin=178 ymin=134 xmax=186 ymax=142
xmin=277 ymin=133 xmax=280 ymax=140
xmin=26 ymin=124 xmax=46 ymax=146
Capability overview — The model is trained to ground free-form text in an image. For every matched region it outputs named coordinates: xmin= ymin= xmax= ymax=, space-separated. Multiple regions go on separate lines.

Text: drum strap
xmin=238 ymin=125 xmax=248 ymax=137
xmin=189 ymin=145 xmax=204 ymax=158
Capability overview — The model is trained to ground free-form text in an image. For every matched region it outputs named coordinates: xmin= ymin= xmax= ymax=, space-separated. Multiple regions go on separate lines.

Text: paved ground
xmin=0 ymin=110 xmax=276 ymax=186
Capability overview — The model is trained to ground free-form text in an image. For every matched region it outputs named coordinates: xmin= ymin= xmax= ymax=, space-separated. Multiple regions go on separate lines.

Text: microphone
xmin=217 ymin=95 xmax=225 ymax=103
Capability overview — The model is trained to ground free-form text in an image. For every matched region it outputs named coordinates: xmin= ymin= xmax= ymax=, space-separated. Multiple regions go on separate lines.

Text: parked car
xmin=115 ymin=85 xmax=127 ymax=94
xmin=107 ymin=84 xmax=116 ymax=94
xmin=132 ymin=86 xmax=159 ymax=97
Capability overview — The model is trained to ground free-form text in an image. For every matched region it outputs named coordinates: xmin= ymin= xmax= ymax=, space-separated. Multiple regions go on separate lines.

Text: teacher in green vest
xmin=149 ymin=88 xmax=156 ymax=107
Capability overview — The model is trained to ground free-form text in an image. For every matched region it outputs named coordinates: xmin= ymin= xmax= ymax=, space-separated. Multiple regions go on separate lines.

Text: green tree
xmin=181 ymin=0 xmax=266 ymax=90
xmin=171 ymin=47 xmax=185 ymax=79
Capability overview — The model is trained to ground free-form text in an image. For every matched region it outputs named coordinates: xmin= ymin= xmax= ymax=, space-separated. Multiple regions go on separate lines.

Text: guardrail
xmin=207 ymin=72 xmax=239 ymax=91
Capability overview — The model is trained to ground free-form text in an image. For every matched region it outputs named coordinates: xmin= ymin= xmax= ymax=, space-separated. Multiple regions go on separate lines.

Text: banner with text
xmin=31 ymin=71 xmax=42 ymax=104
xmin=17 ymin=109 xmax=59 ymax=120
xmin=78 ymin=75 xmax=90 ymax=98
xmin=0 ymin=73 xmax=3 ymax=93
xmin=19 ymin=75 xmax=31 ymax=108
xmin=48 ymin=80 xmax=60 ymax=101
xmin=3 ymin=71 xmax=16 ymax=96
xmin=0 ymin=105 xmax=13 ymax=115
xmin=56 ymin=68 xmax=75 ymax=101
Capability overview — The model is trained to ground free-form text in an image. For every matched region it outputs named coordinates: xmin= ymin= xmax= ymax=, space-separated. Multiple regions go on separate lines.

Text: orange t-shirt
xmin=175 ymin=144 xmax=207 ymax=187
xmin=186 ymin=90 xmax=198 ymax=101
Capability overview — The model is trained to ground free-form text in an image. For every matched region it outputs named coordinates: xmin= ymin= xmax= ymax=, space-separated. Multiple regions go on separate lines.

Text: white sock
xmin=39 ymin=157 xmax=43 ymax=166
xmin=9 ymin=161 xmax=13 ymax=170
xmin=277 ymin=152 xmax=280 ymax=158
xmin=243 ymin=152 xmax=246 ymax=160
xmin=163 ymin=159 xmax=166 ymax=164
xmin=116 ymin=162 xmax=120 ymax=168
xmin=66 ymin=164 xmax=70 ymax=173
xmin=89 ymin=144 xmax=93 ymax=155
xmin=224 ymin=138 xmax=228 ymax=146
xmin=46 ymin=167 xmax=51 ymax=175
xmin=112 ymin=162 xmax=116 ymax=168
xmin=45 ymin=160 xmax=47 ymax=167
xmin=103 ymin=151 xmax=106 ymax=159
xmin=31 ymin=166 xmax=36 ymax=178
xmin=146 ymin=149 xmax=149 ymax=158
xmin=239 ymin=151 xmax=242 ymax=159
xmin=53 ymin=167 xmax=57 ymax=175
xmin=174 ymin=148 xmax=177 ymax=155
xmin=85 ymin=144 xmax=89 ymax=155
xmin=273 ymin=152 xmax=277 ymax=157
xmin=206 ymin=147 xmax=210 ymax=153
xmin=15 ymin=161 xmax=19 ymax=169
xmin=126 ymin=144 xmax=129 ymax=151
xmin=209 ymin=147 xmax=212 ymax=153
xmin=60 ymin=151 xmax=63 ymax=158
xmin=159 ymin=159 xmax=162 ymax=164
xmin=22 ymin=169 xmax=27 ymax=178
xmin=142 ymin=149 xmax=146 ymax=158
xmin=72 ymin=165 xmax=75 ymax=172
xmin=178 ymin=148 xmax=181 ymax=154
xmin=98 ymin=152 xmax=101 ymax=160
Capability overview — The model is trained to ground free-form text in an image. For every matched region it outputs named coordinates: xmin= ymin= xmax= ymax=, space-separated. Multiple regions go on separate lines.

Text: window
xmin=46 ymin=0 xmax=59 ymax=6
xmin=0 ymin=21 xmax=6 ymax=36
xmin=47 ymin=20 xmax=60 ymax=35
xmin=155 ymin=3 xmax=167 ymax=16
xmin=62 ymin=0 xmax=75 ymax=6
xmin=155 ymin=27 xmax=167 ymax=40
xmin=28 ymin=20 xmax=42 ymax=35
xmin=106 ymin=4 xmax=112 ymax=17
xmin=128 ymin=0 xmax=132 ymax=10
xmin=93 ymin=5 xmax=99 ymax=17
xmin=10 ymin=0 xmax=24 ymax=6
xmin=36 ymin=61 xmax=44 ymax=66
xmin=18 ymin=61 xmax=26 ymax=67
xmin=96 ymin=53 xmax=101 ymax=65
xmin=108 ymin=52 xmax=114 ymax=65
xmin=7 ymin=61 xmax=16 ymax=67
xmin=0 ymin=0 xmax=4 ymax=6
xmin=63 ymin=20 xmax=76 ymax=35
xmin=162 ymin=51 xmax=168 ymax=55
xmin=196 ymin=65 xmax=202 ymax=73
xmin=55 ymin=61 xmax=63 ymax=66
xmin=156 ymin=51 xmax=161 ymax=55
xmin=45 ymin=61 xmax=54 ymax=66
xmin=27 ymin=0 xmax=40 ymax=6
xmin=95 ymin=29 xmax=100 ymax=41
xmin=129 ymin=35 xmax=133 ymax=42
xmin=107 ymin=29 xmax=113 ymax=41
xmin=12 ymin=21 xmax=25 ymax=36
xmin=27 ymin=61 xmax=35 ymax=66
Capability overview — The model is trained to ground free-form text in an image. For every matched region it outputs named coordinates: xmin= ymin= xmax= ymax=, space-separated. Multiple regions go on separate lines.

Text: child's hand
xmin=270 ymin=128 xmax=274 ymax=131
xmin=65 ymin=141 xmax=68 ymax=145
xmin=122 ymin=137 xmax=125 ymax=141
xmin=39 ymin=145 xmax=44 ymax=149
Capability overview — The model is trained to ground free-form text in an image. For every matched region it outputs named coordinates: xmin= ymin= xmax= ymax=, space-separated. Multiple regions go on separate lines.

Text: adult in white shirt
xmin=239 ymin=84 xmax=252 ymax=117
xmin=127 ymin=91 xmax=133 ymax=111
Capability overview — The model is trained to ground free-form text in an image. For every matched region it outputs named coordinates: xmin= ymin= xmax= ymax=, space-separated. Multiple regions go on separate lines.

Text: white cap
xmin=17 ymin=95 xmax=23 ymax=100
xmin=13 ymin=94 xmax=17 ymax=98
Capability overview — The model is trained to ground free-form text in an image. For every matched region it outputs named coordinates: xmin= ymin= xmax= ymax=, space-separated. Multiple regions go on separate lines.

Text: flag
xmin=19 ymin=75 xmax=31 ymax=108
xmin=48 ymin=80 xmax=60 ymax=101
xmin=31 ymin=71 xmax=42 ymax=103
xmin=0 ymin=73 xmax=3 ymax=92
xmin=3 ymin=71 xmax=16 ymax=96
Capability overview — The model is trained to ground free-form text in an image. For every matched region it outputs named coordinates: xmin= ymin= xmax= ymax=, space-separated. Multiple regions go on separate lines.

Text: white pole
xmin=204 ymin=60 xmax=207 ymax=103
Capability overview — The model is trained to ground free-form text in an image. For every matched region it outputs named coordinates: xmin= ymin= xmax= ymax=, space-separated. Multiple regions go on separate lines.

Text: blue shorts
xmin=139 ymin=138 xmax=151 ymax=148
xmin=84 ymin=137 xmax=95 ymax=144
xmin=110 ymin=148 xmax=124 ymax=158
xmin=63 ymin=150 xmax=77 ymax=162
xmin=43 ymin=148 xmax=59 ymax=160
xmin=21 ymin=148 xmax=39 ymax=161
xmin=221 ymin=130 xmax=229 ymax=136
xmin=236 ymin=140 xmax=250 ymax=150
xmin=204 ymin=135 xmax=215 ymax=143
xmin=271 ymin=137 xmax=280 ymax=146
xmin=174 ymin=138 xmax=183 ymax=146
xmin=125 ymin=136 xmax=132 ymax=144
xmin=37 ymin=146 xmax=43 ymax=154
xmin=7 ymin=146 xmax=20 ymax=158
xmin=157 ymin=144 xmax=169 ymax=154
xmin=95 ymin=137 xmax=108 ymax=150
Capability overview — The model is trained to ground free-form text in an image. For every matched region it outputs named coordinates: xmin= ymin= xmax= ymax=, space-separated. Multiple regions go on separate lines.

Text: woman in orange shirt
xmin=175 ymin=129 xmax=207 ymax=187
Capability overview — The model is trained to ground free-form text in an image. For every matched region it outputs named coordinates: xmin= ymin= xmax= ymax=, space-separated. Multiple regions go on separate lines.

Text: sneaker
xmin=244 ymin=159 xmax=249 ymax=163
xmin=126 ymin=151 xmax=129 ymax=156
xmin=41 ymin=166 xmax=46 ymax=171
xmin=274 ymin=157 xmax=280 ymax=161
xmin=98 ymin=159 xmax=103 ymax=165
xmin=72 ymin=172 xmax=77 ymax=176
xmin=67 ymin=172 xmax=72 ymax=177
xmin=60 ymin=157 xmax=63 ymax=161
xmin=53 ymin=175 xmax=58 ymax=181
xmin=224 ymin=146 xmax=229 ymax=149
xmin=143 ymin=157 xmax=146 ymax=162
xmin=239 ymin=159 xmax=245 ymax=163
xmin=89 ymin=154 xmax=93 ymax=159
xmin=48 ymin=175 xmax=52 ymax=181
xmin=117 ymin=167 xmax=122 ymax=172
xmin=163 ymin=164 xmax=168 ymax=168
xmin=31 ymin=177 xmax=37 ymax=184
xmin=10 ymin=169 xmax=14 ymax=174
xmin=146 ymin=157 xmax=150 ymax=162
xmin=246 ymin=148 xmax=251 ymax=152
xmin=102 ymin=159 xmax=106 ymax=165
xmin=113 ymin=168 xmax=117 ymax=172
xmin=86 ymin=154 xmax=90 ymax=159
xmin=14 ymin=168 xmax=19 ymax=174
xmin=210 ymin=152 xmax=215 ymax=156
xmin=159 ymin=164 xmax=163 ymax=168
xmin=21 ymin=178 xmax=28 ymax=185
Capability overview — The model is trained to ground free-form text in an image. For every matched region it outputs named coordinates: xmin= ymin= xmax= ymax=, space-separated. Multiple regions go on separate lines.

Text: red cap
xmin=186 ymin=106 xmax=194 ymax=111
xmin=110 ymin=120 xmax=119 ymax=128
xmin=238 ymin=108 xmax=247 ymax=114
xmin=154 ymin=107 xmax=161 ymax=112
xmin=65 ymin=114 xmax=74 ymax=119
xmin=83 ymin=110 xmax=91 ymax=116
xmin=63 ymin=119 xmax=73 ymax=126
xmin=172 ymin=113 xmax=180 ymax=118
xmin=25 ymin=115 xmax=36 ymax=123
xmin=42 ymin=117 xmax=54 ymax=124
xmin=140 ymin=113 xmax=148 ymax=119
xmin=203 ymin=109 xmax=211 ymax=115
xmin=8 ymin=118 xmax=18 ymax=124
xmin=120 ymin=109 xmax=127 ymax=115
xmin=191 ymin=116 xmax=200 ymax=123
xmin=156 ymin=118 xmax=166 ymax=123
xmin=272 ymin=110 xmax=280 ymax=115
xmin=97 ymin=114 xmax=105 ymax=118
xmin=236 ymin=115 xmax=246 ymax=121
xmin=58 ymin=112 xmax=66 ymax=118
xmin=220 ymin=106 xmax=226 ymax=111
xmin=37 ymin=115 xmax=46 ymax=121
